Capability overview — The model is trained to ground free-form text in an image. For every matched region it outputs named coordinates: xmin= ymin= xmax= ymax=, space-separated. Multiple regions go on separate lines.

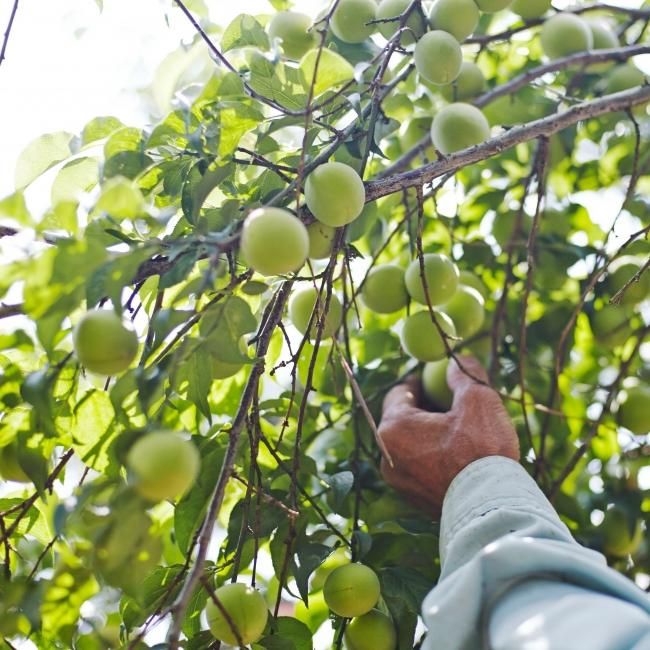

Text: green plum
xmin=510 ymin=0 xmax=550 ymax=19
xmin=307 ymin=222 xmax=337 ymax=260
xmin=431 ymin=103 xmax=490 ymax=154
xmin=414 ymin=31 xmax=463 ymax=86
xmin=540 ymin=14 xmax=593 ymax=59
xmin=331 ymin=0 xmax=377 ymax=44
xmin=401 ymin=310 xmax=457 ymax=362
xmin=441 ymin=285 xmax=485 ymax=338
xmin=289 ymin=286 xmax=343 ymax=339
xmin=422 ymin=358 xmax=453 ymax=410
xmin=323 ymin=563 xmax=380 ymax=618
xmin=429 ymin=0 xmax=480 ymax=42
xmin=268 ymin=11 xmax=317 ymax=60
xmin=376 ymin=0 xmax=427 ymax=45
xmin=362 ymin=264 xmax=408 ymax=314
xmin=405 ymin=253 xmax=460 ymax=305
xmin=441 ymin=61 xmax=486 ymax=102
xmin=475 ymin=0 xmax=513 ymax=12
xmin=345 ymin=610 xmax=397 ymax=650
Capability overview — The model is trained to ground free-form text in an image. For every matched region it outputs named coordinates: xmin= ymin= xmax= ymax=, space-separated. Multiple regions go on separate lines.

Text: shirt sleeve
xmin=420 ymin=456 xmax=650 ymax=650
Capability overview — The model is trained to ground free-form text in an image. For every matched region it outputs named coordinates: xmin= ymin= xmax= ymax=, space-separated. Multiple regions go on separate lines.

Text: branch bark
xmin=0 ymin=0 xmax=19 ymax=67
xmin=366 ymin=85 xmax=650 ymax=202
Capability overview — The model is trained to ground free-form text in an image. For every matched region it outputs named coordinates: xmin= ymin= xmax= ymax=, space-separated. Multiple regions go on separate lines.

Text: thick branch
xmin=366 ymin=85 xmax=650 ymax=202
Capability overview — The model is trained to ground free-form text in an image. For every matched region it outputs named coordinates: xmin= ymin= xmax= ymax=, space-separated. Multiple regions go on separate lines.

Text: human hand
xmin=378 ymin=356 xmax=520 ymax=516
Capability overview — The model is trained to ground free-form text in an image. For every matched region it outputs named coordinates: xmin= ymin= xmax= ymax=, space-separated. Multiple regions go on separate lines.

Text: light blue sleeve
xmin=421 ymin=456 xmax=650 ymax=650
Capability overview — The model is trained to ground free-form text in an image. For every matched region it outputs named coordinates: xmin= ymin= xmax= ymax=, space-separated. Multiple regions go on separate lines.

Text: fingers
xmin=381 ymin=375 xmax=421 ymax=418
xmin=447 ymin=355 xmax=489 ymax=392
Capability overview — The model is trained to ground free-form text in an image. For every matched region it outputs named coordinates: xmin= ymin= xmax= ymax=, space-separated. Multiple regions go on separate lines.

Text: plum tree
xmin=205 ymin=583 xmax=269 ymax=646
xmin=268 ymin=11 xmax=316 ymax=60
xmin=289 ymin=286 xmax=343 ymax=339
xmin=430 ymin=103 xmax=491 ymax=154
xmin=331 ymin=0 xmax=377 ymax=44
xmin=305 ymin=162 xmax=366 ymax=227
xmin=362 ymin=264 xmax=408 ymax=314
xmin=441 ymin=285 xmax=485 ymax=338
xmin=405 ymin=253 xmax=460 ymax=305
xmin=307 ymin=222 xmax=337 ymax=260
xmin=429 ymin=0 xmax=480 ymax=42
xmin=474 ymin=0 xmax=513 ymax=12
xmin=618 ymin=385 xmax=650 ymax=435
xmin=540 ymin=14 xmax=593 ymax=59
xmin=414 ymin=31 xmax=463 ymax=86
xmin=422 ymin=359 xmax=453 ymax=410
xmin=240 ymin=207 xmax=309 ymax=276
xmin=376 ymin=0 xmax=427 ymax=45
xmin=601 ymin=507 xmax=644 ymax=557
xmin=0 ymin=444 xmax=30 ymax=483
xmin=401 ymin=310 xmax=457 ymax=362
xmin=126 ymin=432 xmax=200 ymax=502
xmin=73 ymin=310 xmax=139 ymax=376
xmin=441 ymin=61 xmax=486 ymax=102
xmin=510 ymin=0 xmax=551 ymax=20
xmin=322 ymin=563 xmax=380 ymax=618
xmin=345 ymin=610 xmax=397 ymax=650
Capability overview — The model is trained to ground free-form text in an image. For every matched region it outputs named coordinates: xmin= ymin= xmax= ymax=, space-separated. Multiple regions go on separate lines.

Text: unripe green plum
xmin=414 ymin=31 xmax=462 ymax=86
xmin=331 ymin=0 xmax=377 ymax=44
xmin=492 ymin=210 xmax=530 ymax=249
xmin=586 ymin=20 xmax=619 ymax=72
xmin=510 ymin=0 xmax=550 ymax=20
xmin=482 ymin=92 xmax=555 ymax=127
xmin=362 ymin=264 xmax=408 ymax=314
xmin=345 ymin=610 xmax=397 ymax=650
xmin=605 ymin=63 xmax=646 ymax=94
xmin=431 ymin=103 xmax=490 ymax=154
xmin=305 ymin=162 xmax=366 ymax=227
xmin=441 ymin=285 xmax=485 ymax=338
xmin=73 ymin=310 xmax=139 ymax=376
xmin=618 ymin=385 xmax=650 ymax=435
xmin=459 ymin=270 xmax=488 ymax=299
xmin=289 ymin=287 xmax=343 ymax=339
xmin=405 ymin=253 xmax=460 ymax=305
xmin=323 ymin=563 xmax=380 ymax=618
xmin=590 ymin=305 xmax=631 ymax=347
xmin=422 ymin=359 xmax=453 ymax=410
xmin=240 ymin=207 xmax=309 ymax=276
xmin=607 ymin=262 xmax=650 ymax=306
xmin=377 ymin=0 xmax=427 ymax=45
xmin=127 ymin=431 xmax=200 ymax=502
xmin=441 ymin=61 xmax=486 ymax=102
xmin=540 ymin=14 xmax=593 ymax=59
xmin=400 ymin=116 xmax=433 ymax=151
xmin=205 ymin=583 xmax=269 ymax=646
xmin=268 ymin=11 xmax=317 ymax=60
xmin=401 ymin=310 xmax=457 ymax=362
xmin=429 ymin=0 xmax=480 ymax=42
xmin=307 ymin=222 xmax=337 ymax=260
xmin=601 ymin=506 xmax=644 ymax=557
xmin=474 ymin=0 xmax=513 ymax=12
xmin=0 ymin=443 xmax=30 ymax=483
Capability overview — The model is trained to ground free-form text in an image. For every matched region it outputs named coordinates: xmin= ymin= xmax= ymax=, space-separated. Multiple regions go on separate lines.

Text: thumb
xmin=447 ymin=355 xmax=489 ymax=393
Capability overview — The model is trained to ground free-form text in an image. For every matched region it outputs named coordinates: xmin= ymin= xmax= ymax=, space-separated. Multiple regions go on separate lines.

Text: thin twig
xmin=0 ymin=0 xmax=19 ymax=67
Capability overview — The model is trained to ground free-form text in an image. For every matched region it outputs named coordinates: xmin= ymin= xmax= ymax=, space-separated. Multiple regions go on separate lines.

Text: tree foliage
xmin=0 ymin=0 xmax=649 ymax=648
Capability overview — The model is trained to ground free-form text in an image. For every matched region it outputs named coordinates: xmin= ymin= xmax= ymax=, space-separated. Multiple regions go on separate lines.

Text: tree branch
xmin=0 ymin=0 xmax=19 ymax=67
xmin=366 ymin=85 xmax=650 ymax=202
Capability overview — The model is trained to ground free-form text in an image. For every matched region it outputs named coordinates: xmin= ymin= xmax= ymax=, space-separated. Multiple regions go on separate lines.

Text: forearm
xmin=421 ymin=457 xmax=650 ymax=650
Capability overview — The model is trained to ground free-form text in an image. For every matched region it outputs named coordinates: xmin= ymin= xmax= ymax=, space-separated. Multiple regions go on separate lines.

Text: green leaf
xmin=94 ymin=177 xmax=146 ymax=220
xmin=0 ymin=191 xmax=31 ymax=225
xmin=15 ymin=132 xmax=74 ymax=189
xmin=222 ymin=14 xmax=270 ymax=52
xmin=200 ymin=297 xmax=257 ymax=363
xmin=248 ymin=52 xmax=307 ymax=110
xmin=299 ymin=49 xmax=354 ymax=97
xmin=81 ymin=116 xmax=124 ymax=145
xmin=51 ymin=157 xmax=99 ymax=204
xmin=259 ymin=617 xmax=313 ymax=650
xmin=219 ymin=102 xmax=264 ymax=157
xmin=39 ymin=200 xmax=79 ymax=235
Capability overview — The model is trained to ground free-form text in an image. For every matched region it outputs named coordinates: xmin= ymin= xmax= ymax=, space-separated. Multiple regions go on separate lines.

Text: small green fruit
xmin=345 ymin=610 xmax=397 ymax=650
xmin=605 ymin=63 xmax=646 ymax=94
xmin=307 ymin=222 xmax=337 ymax=260
xmin=401 ymin=310 xmax=457 ymax=362
xmin=323 ymin=563 xmax=380 ymax=618
xmin=331 ymin=0 xmax=377 ymax=43
xmin=601 ymin=506 xmax=644 ymax=557
xmin=441 ymin=61 xmax=486 ymax=102
xmin=73 ymin=311 xmax=139 ymax=376
xmin=459 ymin=270 xmax=489 ymax=299
xmin=405 ymin=253 xmax=460 ymax=305
xmin=127 ymin=432 xmax=200 ymax=502
xmin=362 ymin=264 xmax=408 ymax=314
xmin=585 ymin=20 xmax=619 ymax=72
xmin=289 ymin=287 xmax=343 ymax=339
xmin=205 ymin=583 xmax=269 ymax=646
xmin=305 ymin=162 xmax=366 ymax=227
xmin=422 ymin=359 xmax=453 ymax=410
xmin=441 ymin=285 xmax=486 ymax=338
xmin=474 ymin=0 xmax=513 ymax=12
xmin=429 ymin=0 xmax=480 ymax=42
xmin=414 ymin=31 xmax=463 ymax=86
xmin=431 ymin=103 xmax=490 ymax=154
xmin=510 ymin=0 xmax=550 ymax=19
xmin=377 ymin=0 xmax=427 ymax=45
xmin=0 ymin=443 xmax=31 ymax=483
xmin=268 ymin=11 xmax=316 ymax=60
xmin=400 ymin=116 xmax=433 ymax=151
xmin=618 ymin=385 xmax=650 ymax=435
xmin=240 ymin=207 xmax=309 ymax=276
xmin=540 ymin=14 xmax=593 ymax=59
